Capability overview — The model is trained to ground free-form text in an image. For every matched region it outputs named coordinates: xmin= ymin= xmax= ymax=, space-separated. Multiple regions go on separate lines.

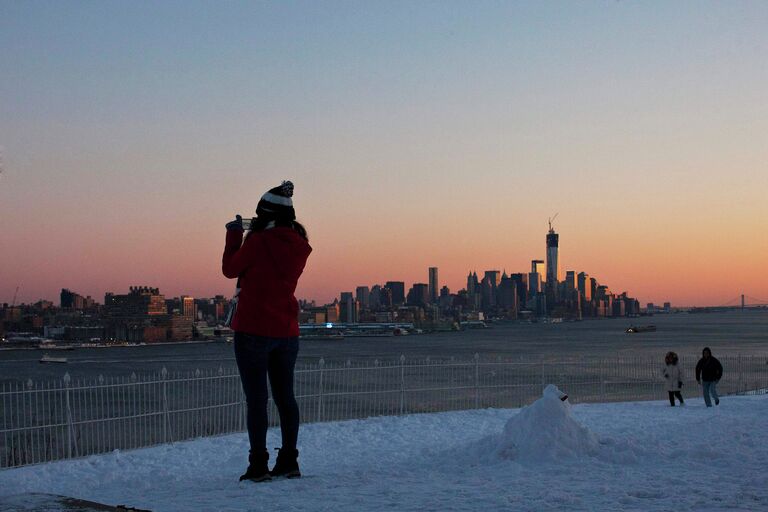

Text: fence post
xmin=540 ymin=360 xmax=545 ymax=392
xmin=474 ymin=353 xmax=480 ymax=409
xmin=239 ymin=371 xmax=246 ymax=432
xmin=316 ymin=358 xmax=325 ymax=423
xmin=25 ymin=379 xmax=34 ymax=465
xmin=194 ymin=369 xmax=202 ymax=436
xmin=161 ymin=367 xmax=169 ymax=443
xmin=737 ymin=355 xmax=743 ymax=394
xmin=399 ymin=355 xmax=406 ymax=416
xmin=600 ymin=358 xmax=606 ymax=401
xmin=63 ymin=373 xmax=73 ymax=459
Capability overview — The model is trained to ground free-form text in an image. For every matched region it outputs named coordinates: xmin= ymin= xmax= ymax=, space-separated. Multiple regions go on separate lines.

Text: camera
xmin=241 ymin=217 xmax=253 ymax=230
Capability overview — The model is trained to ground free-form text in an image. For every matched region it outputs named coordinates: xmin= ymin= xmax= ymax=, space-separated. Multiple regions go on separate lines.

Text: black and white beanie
xmin=256 ymin=180 xmax=295 ymax=221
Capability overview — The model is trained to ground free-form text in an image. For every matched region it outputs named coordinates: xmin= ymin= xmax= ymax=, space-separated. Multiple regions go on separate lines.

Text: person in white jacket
xmin=663 ymin=351 xmax=684 ymax=406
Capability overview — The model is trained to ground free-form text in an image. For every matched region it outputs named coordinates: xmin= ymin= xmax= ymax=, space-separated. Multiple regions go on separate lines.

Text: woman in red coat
xmin=222 ymin=181 xmax=312 ymax=482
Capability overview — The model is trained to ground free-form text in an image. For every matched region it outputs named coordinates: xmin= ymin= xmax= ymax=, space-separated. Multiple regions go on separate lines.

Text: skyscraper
xmin=484 ymin=270 xmax=501 ymax=288
xmin=466 ymin=272 xmax=478 ymax=296
xmin=483 ymin=270 xmax=501 ymax=311
xmin=384 ymin=281 xmax=405 ymax=306
xmin=466 ymin=271 xmax=479 ymax=310
xmin=369 ymin=285 xmax=382 ymax=309
xmin=181 ymin=295 xmax=195 ymax=317
xmin=577 ymin=272 xmax=591 ymax=301
xmin=528 ymin=271 xmax=542 ymax=295
xmin=497 ymin=275 xmax=518 ymax=315
xmin=339 ymin=292 xmax=358 ymax=323
xmin=546 ymin=224 xmax=560 ymax=302
xmin=529 ymin=260 xmax=544 ymax=296
xmin=407 ymin=283 xmax=430 ymax=307
xmin=564 ymin=271 xmax=577 ymax=299
xmin=510 ymin=273 xmax=528 ymax=306
xmin=428 ymin=267 xmax=439 ymax=304
xmin=355 ymin=286 xmax=370 ymax=310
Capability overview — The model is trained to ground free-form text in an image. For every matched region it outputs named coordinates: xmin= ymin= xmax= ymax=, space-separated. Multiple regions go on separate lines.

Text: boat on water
xmin=38 ymin=344 xmax=75 ymax=351
xmin=626 ymin=325 xmax=657 ymax=334
xmin=39 ymin=354 xmax=68 ymax=364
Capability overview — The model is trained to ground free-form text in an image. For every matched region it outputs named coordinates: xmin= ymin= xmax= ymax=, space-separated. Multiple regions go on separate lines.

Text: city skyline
xmin=4 ymin=218 xmax=751 ymax=309
xmin=1 ymin=2 xmax=767 ymax=307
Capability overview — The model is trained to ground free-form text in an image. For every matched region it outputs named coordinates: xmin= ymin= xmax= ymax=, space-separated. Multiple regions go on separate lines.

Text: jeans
xmin=234 ymin=332 xmax=300 ymax=455
xmin=702 ymin=380 xmax=719 ymax=407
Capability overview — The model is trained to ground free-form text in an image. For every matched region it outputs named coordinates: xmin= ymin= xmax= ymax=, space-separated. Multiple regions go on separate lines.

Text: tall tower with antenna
xmin=546 ymin=214 xmax=560 ymax=304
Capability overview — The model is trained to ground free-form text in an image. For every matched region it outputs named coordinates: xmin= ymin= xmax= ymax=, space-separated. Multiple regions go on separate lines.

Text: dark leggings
xmin=668 ymin=390 xmax=684 ymax=406
xmin=234 ymin=332 xmax=300 ymax=455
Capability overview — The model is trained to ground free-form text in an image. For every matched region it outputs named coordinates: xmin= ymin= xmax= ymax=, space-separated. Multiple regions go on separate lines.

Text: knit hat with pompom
xmin=256 ymin=180 xmax=295 ymax=221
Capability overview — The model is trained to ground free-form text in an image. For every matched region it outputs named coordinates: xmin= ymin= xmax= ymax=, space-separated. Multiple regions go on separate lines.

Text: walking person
xmin=662 ymin=351 xmax=684 ymax=406
xmin=695 ymin=347 xmax=723 ymax=407
xmin=222 ymin=181 xmax=312 ymax=482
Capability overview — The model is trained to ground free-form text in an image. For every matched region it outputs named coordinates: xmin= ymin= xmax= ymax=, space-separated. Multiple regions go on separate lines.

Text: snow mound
xmin=492 ymin=384 xmax=600 ymax=462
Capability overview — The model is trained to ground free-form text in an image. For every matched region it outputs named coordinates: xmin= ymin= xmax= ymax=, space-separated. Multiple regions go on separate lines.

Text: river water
xmin=1 ymin=310 xmax=766 ymax=384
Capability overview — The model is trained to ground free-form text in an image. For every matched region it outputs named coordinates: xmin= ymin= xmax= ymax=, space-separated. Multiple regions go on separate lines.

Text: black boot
xmin=240 ymin=451 xmax=271 ymax=482
xmin=271 ymin=448 xmax=301 ymax=479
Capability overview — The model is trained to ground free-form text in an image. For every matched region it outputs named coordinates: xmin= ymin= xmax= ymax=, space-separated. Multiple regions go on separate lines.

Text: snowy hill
xmin=1 ymin=393 xmax=767 ymax=511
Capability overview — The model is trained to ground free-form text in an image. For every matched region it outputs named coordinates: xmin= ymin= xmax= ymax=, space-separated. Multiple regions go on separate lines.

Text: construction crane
xmin=548 ymin=213 xmax=559 ymax=233
xmin=11 ymin=286 xmax=19 ymax=307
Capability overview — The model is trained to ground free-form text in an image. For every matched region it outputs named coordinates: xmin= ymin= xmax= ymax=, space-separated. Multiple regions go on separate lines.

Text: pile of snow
xmin=492 ymin=384 xmax=599 ymax=462
xmin=462 ymin=383 xmax=635 ymax=467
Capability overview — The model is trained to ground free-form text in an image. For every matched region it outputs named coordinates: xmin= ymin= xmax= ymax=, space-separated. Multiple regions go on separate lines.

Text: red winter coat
xmin=222 ymin=226 xmax=312 ymax=337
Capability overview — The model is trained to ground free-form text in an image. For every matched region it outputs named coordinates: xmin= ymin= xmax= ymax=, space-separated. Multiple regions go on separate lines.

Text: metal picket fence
xmin=2 ymin=354 xmax=767 ymax=469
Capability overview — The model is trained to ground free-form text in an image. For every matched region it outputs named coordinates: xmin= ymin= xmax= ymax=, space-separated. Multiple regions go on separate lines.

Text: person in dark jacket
xmin=222 ymin=180 xmax=312 ymax=482
xmin=695 ymin=347 xmax=723 ymax=407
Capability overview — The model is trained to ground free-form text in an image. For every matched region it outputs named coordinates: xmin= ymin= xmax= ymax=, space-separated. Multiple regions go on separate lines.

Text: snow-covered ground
xmin=2 ymin=392 xmax=767 ymax=512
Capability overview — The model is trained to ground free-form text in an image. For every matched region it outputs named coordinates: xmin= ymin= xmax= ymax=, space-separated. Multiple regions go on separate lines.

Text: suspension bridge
xmin=690 ymin=294 xmax=768 ymax=313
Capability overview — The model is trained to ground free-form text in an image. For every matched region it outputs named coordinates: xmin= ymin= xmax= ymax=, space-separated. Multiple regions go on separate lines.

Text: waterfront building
xmin=214 ymin=296 xmax=228 ymax=322
xmin=480 ymin=276 xmax=494 ymax=312
xmin=528 ymin=271 xmax=542 ymax=295
xmin=428 ymin=267 xmax=439 ymax=304
xmin=168 ymin=315 xmax=193 ymax=341
xmin=103 ymin=287 xmax=169 ymax=342
xmin=325 ymin=302 xmax=340 ymax=323
xmin=60 ymin=288 xmax=96 ymax=310
xmin=589 ymin=277 xmax=598 ymax=303
xmin=577 ymin=272 xmax=591 ymax=302
xmin=546 ymin=227 xmax=560 ymax=303
xmin=384 ymin=281 xmax=406 ymax=306
xmin=509 ymin=273 xmax=528 ymax=306
xmin=407 ymin=283 xmax=430 ymax=307
xmin=484 ymin=270 xmax=502 ymax=288
xmin=497 ymin=275 xmax=518 ymax=317
xmin=105 ymin=287 xmax=166 ymax=317
xmin=181 ymin=295 xmax=195 ymax=318
xmin=612 ymin=299 xmax=626 ymax=317
xmin=339 ymin=292 xmax=358 ymax=323
xmin=369 ymin=285 xmax=382 ymax=309
xmin=355 ymin=286 xmax=370 ymax=310
xmin=466 ymin=272 xmax=479 ymax=310
xmin=438 ymin=286 xmax=453 ymax=310
xmin=379 ymin=287 xmax=393 ymax=308
xmin=565 ymin=271 xmax=577 ymax=299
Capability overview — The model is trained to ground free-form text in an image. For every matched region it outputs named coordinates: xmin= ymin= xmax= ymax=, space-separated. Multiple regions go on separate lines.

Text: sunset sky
xmin=1 ymin=1 xmax=767 ymax=307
